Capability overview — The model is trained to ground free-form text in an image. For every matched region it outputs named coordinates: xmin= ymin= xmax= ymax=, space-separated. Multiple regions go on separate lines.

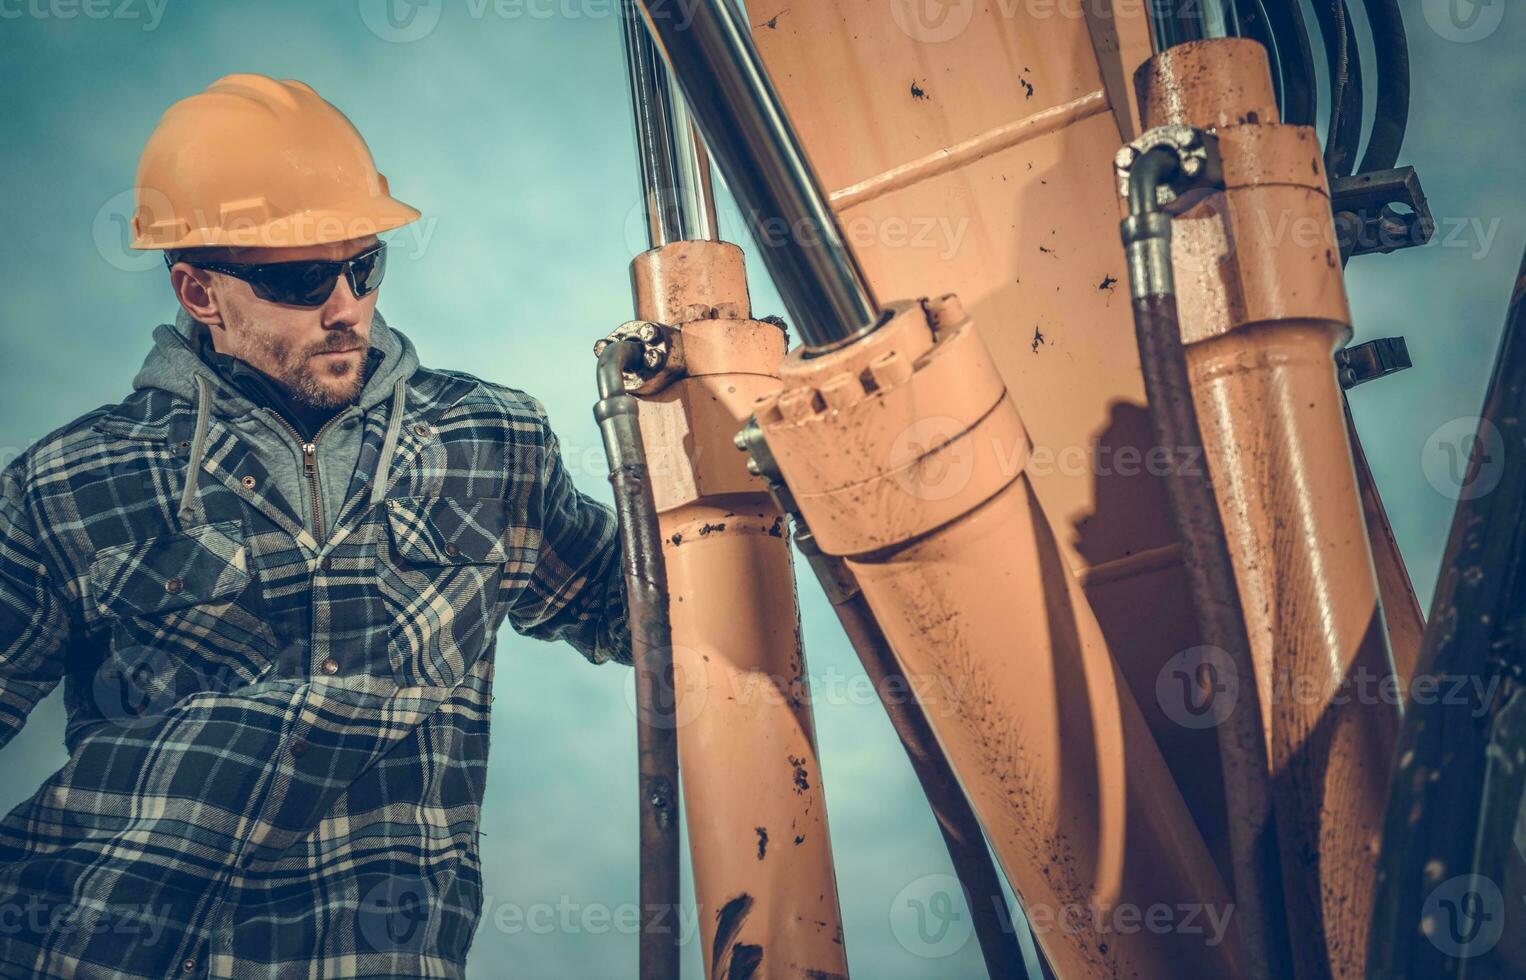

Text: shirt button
xmin=165 ymin=577 xmax=183 ymax=594
xmin=181 ymin=958 xmax=196 ymax=972
xmin=288 ymin=739 xmax=308 ymax=758
xmin=320 ymin=658 xmax=339 ymax=676
xmin=241 ymin=475 xmax=257 ymax=490
xmin=444 ymin=543 xmax=459 ymax=558
xmin=319 ymin=556 xmax=334 ymax=572
xmin=413 ymin=423 xmax=430 ymax=438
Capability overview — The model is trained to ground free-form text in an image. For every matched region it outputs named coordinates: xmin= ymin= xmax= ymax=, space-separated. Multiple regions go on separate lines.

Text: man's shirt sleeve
xmin=0 ymin=458 xmax=73 ymax=751
xmin=505 ymin=400 xmax=633 ymax=667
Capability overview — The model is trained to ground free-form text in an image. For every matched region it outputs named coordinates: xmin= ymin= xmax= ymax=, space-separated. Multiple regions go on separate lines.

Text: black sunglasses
xmin=169 ymin=241 xmax=388 ymax=307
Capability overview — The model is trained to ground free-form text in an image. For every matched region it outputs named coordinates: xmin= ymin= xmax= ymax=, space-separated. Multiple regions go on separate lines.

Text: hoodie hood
xmin=133 ymin=307 xmax=419 ymax=417
xmin=134 ymin=308 xmax=420 ymax=527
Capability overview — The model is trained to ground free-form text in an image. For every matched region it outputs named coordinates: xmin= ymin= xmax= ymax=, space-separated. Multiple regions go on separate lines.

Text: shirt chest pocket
xmin=87 ymin=520 xmax=277 ymax=724
xmin=379 ymin=496 xmax=514 ymax=689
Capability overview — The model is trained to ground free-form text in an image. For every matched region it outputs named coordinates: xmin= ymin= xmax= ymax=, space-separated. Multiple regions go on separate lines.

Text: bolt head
xmin=637 ymin=323 xmax=657 ymax=342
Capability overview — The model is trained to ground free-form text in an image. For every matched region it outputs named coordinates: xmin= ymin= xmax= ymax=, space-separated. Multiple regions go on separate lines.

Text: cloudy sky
xmin=0 ymin=1 xmax=1522 ymax=977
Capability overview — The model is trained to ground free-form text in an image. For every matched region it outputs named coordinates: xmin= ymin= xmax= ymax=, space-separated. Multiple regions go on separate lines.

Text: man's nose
xmin=320 ymin=272 xmax=368 ymax=328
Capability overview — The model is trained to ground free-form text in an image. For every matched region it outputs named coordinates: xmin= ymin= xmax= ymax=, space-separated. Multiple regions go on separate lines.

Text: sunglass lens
xmin=253 ymin=261 xmax=341 ymax=307
xmin=350 ymin=246 xmax=387 ymax=298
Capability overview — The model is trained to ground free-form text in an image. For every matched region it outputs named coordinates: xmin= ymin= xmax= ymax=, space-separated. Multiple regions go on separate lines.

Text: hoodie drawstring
xmin=178 ymin=374 xmax=213 ymax=526
xmin=370 ymin=378 xmax=408 ymax=509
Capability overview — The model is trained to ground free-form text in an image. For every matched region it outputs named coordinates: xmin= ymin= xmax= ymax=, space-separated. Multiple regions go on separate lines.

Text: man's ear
xmin=169 ymin=263 xmax=224 ymax=328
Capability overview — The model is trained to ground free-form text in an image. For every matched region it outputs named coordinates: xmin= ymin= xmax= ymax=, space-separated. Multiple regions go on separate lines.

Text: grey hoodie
xmin=131 ymin=308 xmax=420 ymax=544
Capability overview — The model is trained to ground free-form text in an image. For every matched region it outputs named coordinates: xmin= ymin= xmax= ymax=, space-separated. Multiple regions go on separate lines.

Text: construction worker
xmin=0 ymin=74 xmax=631 ymax=978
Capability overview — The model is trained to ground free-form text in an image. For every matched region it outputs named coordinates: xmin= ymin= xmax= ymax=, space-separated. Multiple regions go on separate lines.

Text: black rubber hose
xmin=1357 ymin=0 xmax=1411 ymax=173
xmin=1261 ymin=0 xmax=1317 ymax=125
xmin=595 ymin=339 xmax=683 ymax=980
xmin=1122 ymin=149 xmax=1291 ymax=980
xmin=1312 ymin=0 xmax=1366 ymax=177
xmin=1236 ymin=0 xmax=1286 ymax=118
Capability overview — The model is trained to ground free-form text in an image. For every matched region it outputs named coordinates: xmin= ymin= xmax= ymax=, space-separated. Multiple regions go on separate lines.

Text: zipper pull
xmin=302 ymin=443 xmax=317 ymax=477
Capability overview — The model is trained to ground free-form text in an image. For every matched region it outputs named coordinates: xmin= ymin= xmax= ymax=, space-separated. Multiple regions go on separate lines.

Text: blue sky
xmin=0 ymin=1 xmax=1522 ymax=977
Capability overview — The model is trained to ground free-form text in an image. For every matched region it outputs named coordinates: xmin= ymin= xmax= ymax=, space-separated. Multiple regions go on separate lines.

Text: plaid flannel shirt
xmin=0 ymin=353 xmax=631 ymax=978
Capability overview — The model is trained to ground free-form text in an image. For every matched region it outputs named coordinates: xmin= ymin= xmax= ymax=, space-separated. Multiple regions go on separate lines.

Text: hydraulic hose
xmin=1312 ymin=0 xmax=1366 ymax=178
xmin=1356 ymin=0 xmax=1411 ymax=173
xmin=1259 ymin=0 xmax=1317 ymax=126
xmin=1120 ymin=148 xmax=1290 ymax=980
xmin=595 ymin=338 xmax=682 ymax=980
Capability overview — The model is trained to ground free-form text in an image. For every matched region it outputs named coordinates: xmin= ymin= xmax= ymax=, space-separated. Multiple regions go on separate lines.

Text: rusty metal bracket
xmin=1331 ymin=166 xmax=1434 ymax=260
xmin=1338 ymin=336 xmax=1413 ymax=389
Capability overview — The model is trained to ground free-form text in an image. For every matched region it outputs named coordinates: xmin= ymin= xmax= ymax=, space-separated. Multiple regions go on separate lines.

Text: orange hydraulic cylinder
xmin=1135 ymin=39 xmax=1402 ymax=980
xmin=755 ymin=295 xmax=1242 ymax=979
xmin=627 ymin=240 xmax=849 ymax=978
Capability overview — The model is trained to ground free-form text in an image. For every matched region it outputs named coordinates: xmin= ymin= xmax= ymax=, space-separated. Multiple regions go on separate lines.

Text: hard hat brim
xmin=131 ymin=197 xmax=422 ymax=251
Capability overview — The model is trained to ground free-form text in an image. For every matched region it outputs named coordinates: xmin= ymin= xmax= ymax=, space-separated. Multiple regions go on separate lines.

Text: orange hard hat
xmin=130 ymin=74 xmax=420 ymax=251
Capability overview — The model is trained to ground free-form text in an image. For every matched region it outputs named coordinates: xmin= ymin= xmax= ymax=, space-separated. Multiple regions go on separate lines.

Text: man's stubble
xmin=222 ymin=304 xmax=367 ymax=409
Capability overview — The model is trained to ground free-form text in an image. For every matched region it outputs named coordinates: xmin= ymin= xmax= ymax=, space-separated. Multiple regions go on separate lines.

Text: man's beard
xmin=225 ymin=307 xmax=367 ymax=409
